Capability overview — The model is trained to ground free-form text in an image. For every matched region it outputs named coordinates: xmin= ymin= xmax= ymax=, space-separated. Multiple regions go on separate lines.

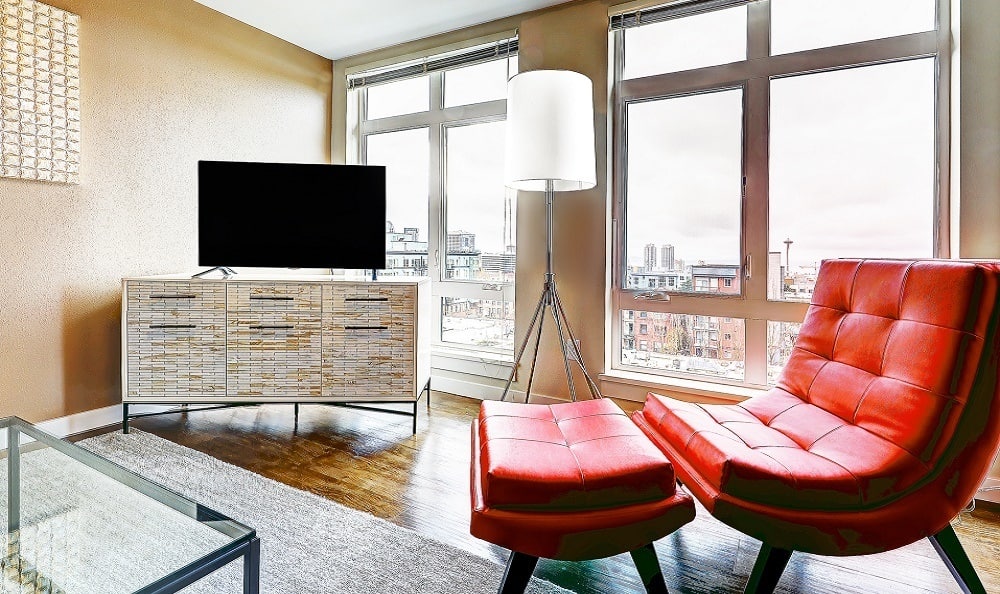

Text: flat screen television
xmin=197 ymin=160 xmax=386 ymax=271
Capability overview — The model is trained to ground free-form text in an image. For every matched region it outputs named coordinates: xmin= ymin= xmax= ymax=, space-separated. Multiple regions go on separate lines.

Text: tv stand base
xmin=192 ymin=266 xmax=236 ymax=278
xmin=122 ymin=381 xmax=431 ymax=436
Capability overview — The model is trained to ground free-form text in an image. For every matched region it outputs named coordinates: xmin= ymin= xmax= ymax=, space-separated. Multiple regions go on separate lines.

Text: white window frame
xmin=347 ymin=39 xmax=517 ymax=361
xmin=609 ymin=0 xmax=951 ymax=390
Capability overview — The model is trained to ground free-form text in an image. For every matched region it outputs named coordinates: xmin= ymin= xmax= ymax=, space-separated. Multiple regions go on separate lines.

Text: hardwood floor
xmin=101 ymin=392 xmax=1000 ymax=594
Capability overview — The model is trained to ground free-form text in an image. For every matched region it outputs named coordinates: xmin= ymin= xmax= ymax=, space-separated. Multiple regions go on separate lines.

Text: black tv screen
xmin=198 ymin=160 xmax=386 ymax=270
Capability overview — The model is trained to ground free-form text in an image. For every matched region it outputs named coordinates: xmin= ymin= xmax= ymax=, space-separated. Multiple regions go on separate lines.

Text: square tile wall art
xmin=1 ymin=0 xmax=79 ymax=183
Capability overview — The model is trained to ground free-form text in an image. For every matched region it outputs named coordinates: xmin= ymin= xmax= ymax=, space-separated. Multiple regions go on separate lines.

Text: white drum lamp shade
xmin=503 ymin=70 xmax=597 ymax=192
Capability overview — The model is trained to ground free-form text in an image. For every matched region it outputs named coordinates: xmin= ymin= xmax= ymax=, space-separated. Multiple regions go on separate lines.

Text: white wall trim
xmin=431 ymin=374 xmax=572 ymax=405
xmin=431 ymin=375 xmax=522 ymax=401
xmin=431 ymin=351 xmax=513 ymax=380
xmin=37 ymin=404 xmax=173 ymax=438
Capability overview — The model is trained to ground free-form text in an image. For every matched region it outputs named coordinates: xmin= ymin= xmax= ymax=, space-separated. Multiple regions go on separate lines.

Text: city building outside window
xmin=611 ymin=0 xmax=948 ymax=390
xmin=348 ymin=38 xmax=518 ymax=357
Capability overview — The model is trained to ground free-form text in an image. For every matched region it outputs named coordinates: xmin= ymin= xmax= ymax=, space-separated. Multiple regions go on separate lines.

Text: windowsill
xmin=599 ymin=369 xmax=767 ymax=403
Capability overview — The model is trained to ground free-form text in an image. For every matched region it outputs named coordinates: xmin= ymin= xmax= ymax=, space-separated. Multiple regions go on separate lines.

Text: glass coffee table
xmin=0 ymin=416 xmax=259 ymax=593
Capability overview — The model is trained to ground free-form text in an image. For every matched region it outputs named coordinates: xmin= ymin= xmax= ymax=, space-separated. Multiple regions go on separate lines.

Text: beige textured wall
xmin=0 ymin=0 xmax=331 ymax=422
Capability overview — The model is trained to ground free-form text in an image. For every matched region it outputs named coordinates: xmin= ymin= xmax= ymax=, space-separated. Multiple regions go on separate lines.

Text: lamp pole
xmin=546 ymin=180 xmax=554 ymax=279
xmin=499 ymin=180 xmax=600 ymax=403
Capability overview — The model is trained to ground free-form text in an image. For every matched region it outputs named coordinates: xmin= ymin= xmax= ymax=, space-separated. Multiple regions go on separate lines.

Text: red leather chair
xmin=633 ymin=258 xmax=1000 ymax=594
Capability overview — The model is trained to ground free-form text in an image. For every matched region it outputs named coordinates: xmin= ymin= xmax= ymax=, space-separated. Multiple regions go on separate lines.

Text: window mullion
xmin=347 ymin=89 xmax=364 ymax=165
xmin=935 ymin=0 xmax=951 ymax=259
xmin=618 ymin=29 xmax=939 ymax=102
xmin=428 ymin=73 xmax=445 ymax=285
xmin=746 ymin=0 xmax=770 ymax=59
xmin=743 ymin=317 xmax=768 ymax=386
xmin=744 ymin=77 xmax=769 ymax=305
xmin=611 ymin=27 xmax=627 ymax=384
xmin=743 ymin=74 xmax=770 ymax=387
xmin=742 ymin=7 xmax=772 ymax=391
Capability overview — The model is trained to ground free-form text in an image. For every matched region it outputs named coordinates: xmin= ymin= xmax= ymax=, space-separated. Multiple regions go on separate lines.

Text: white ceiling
xmin=194 ymin=0 xmax=576 ymax=60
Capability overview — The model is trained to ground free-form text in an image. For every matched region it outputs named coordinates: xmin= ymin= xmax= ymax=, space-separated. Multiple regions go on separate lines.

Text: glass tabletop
xmin=0 ymin=417 xmax=256 ymax=593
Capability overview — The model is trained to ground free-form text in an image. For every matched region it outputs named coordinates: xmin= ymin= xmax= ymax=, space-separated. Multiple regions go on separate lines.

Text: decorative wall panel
xmin=0 ymin=0 xmax=79 ymax=183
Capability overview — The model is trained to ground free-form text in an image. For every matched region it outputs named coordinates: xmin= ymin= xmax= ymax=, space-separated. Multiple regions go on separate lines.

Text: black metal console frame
xmin=122 ymin=379 xmax=432 ymax=436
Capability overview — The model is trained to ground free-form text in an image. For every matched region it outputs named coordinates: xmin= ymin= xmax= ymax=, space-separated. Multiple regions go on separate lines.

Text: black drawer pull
xmin=345 ymin=325 xmax=389 ymax=330
xmin=149 ymin=324 xmax=196 ymax=329
xmin=345 ymin=297 xmax=389 ymax=302
xmin=249 ymin=324 xmax=294 ymax=330
xmin=150 ymin=294 xmax=196 ymax=299
xmin=250 ymin=296 xmax=294 ymax=301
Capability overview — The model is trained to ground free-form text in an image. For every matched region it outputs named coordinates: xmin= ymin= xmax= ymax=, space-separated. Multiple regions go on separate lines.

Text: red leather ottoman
xmin=471 ymin=398 xmax=695 ymax=593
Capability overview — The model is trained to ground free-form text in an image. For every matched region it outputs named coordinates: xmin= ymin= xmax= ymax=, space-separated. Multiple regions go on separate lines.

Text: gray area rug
xmin=72 ymin=430 xmax=572 ymax=594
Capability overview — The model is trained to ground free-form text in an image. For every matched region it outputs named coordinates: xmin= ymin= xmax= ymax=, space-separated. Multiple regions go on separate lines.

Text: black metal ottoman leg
xmin=630 ymin=542 xmax=669 ymax=593
xmin=498 ymin=551 xmax=539 ymax=594
xmin=744 ymin=543 xmax=792 ymax=594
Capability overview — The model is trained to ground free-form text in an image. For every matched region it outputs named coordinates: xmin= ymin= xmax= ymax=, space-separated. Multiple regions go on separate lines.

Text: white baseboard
xmin=431 ymin=375 xmax=523 ymax=402
xmin=37 ymin=403 xmax=174 ymax=438
xmin=430 ymin=375 xmax=570 ymax=405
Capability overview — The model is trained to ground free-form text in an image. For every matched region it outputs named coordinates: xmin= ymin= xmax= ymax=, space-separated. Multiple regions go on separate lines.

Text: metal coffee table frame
xmin=2 ymin=416 xmax=260 ymax=594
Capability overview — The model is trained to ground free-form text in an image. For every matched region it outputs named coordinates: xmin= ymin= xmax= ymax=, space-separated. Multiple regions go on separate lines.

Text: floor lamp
xmin=500 ymin=69 xmax=602 ymax=403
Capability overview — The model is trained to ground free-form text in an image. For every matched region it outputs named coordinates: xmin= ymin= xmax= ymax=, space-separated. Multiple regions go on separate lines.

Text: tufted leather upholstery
xmin=471 ymin=398 xmax=695 ymax=561
xmin=633 ymin=259 xmax=1000 ymax=556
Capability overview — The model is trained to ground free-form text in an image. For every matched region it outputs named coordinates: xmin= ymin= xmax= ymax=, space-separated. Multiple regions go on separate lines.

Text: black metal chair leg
xmin=930 ymin=524 xmax=987 ymax=594
xmin=630 ymin=542 xmax=669 ymax=593
xmin=498 ymin=551 xmax=539 ymax=594
xmin=744 ymin=543 xmax=792 ymax=594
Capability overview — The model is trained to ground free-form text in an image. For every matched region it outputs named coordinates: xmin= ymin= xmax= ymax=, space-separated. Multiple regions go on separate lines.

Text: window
xmin=770 ymin=0 xmax=936 ymax=55
xmin=348 ymin=37 xmax=518 ymax=355
xmin=611 ymin=0 xmax=948 ymax=388
xmin=365 ymin=76 xmax=429 ymax=119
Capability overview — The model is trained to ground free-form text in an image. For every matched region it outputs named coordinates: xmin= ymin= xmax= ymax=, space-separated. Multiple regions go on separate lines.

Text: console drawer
xmin=322 ymin=317 xmax=414 ymax=398
xmin=228 ymin=283 xmax=322 ymax=313
xmin=127 ymin=281 xmax=226 ymax=321
xmin=227 ymin=314 xmax=322 ymax=398
xmin=125 ymin=280 xmax=227 ymax=399
xmin=326 ymin=284 xmax=414 ymax=314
